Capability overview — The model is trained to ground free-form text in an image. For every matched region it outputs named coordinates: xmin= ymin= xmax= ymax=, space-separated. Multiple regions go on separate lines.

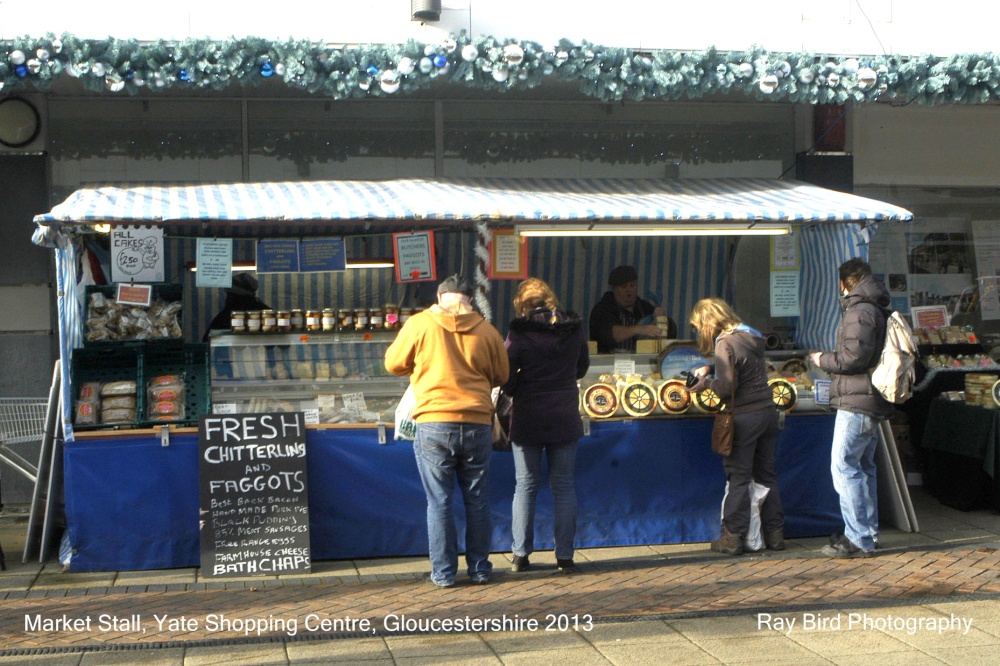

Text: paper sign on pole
xmin=393 ymin=231 xmax=437 ymax=283
xmin=196 ymin=238 xmax=233 ymax=289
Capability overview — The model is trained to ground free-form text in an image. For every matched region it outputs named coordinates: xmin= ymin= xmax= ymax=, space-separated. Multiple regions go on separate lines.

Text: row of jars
xmin=230 ymin=306 xmax=419 ymax=334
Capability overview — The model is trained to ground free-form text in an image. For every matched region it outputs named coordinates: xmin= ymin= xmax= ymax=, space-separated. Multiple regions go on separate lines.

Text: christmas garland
xmin=4 ymin=31 xmax=999 ymax=105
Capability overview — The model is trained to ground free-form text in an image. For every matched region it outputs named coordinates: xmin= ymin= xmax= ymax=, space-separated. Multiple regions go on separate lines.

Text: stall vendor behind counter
xmin=589 ymin=265 xmax=677 ymax=353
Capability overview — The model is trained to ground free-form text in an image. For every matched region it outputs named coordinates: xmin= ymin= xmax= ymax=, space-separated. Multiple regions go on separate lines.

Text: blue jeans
xmin=831 ymin=410 xmax=880 ymax=552
xmin=511 ymin=441 xmax=578 ymax=561
xmin=413 ymin=422 xmax=493 ymax=584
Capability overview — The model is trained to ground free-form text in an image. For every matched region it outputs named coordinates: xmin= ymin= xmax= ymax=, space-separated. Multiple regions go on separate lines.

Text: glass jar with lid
xmin=337 ymin=308 xmax=354 ymax=332
xmin=290 ymin=309 xmax=305 ymax=331
xmin=230 ymin=311 xmax=247 ymax=334
xmin=261 ymin=309 xmax=277 ymax=333
xmin=321 ymin=308 xmax=336 ymax=332
xmin=369 ymin=306 xmax=386 ymax=330
xmin=276 ymin=310 xmax=292 ymax=333
xmin=247 ymin=311 xmax=262 ymax=334
xmin=399 ymin=307 xmax=415 ymax=326
xmin=305 ymin=309 xmax=321 ymax=332
xmin=384 ymin=304 xmax=399 ymax=330
xmin=354 ymin=308 xmax=370 ymax=331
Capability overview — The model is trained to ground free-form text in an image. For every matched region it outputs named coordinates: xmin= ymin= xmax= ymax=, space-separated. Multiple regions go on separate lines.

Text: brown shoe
xmin=711 ymin=527 xmax=744 ymax=555
xmin=764 ymin=528 xmax=785 ymax=551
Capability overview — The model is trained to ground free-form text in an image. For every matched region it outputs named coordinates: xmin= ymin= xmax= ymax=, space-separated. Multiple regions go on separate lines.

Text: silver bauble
xmin=542 ymin=63 xmax=555 ymax=75
xmin=419 ymin=57 xmax=433 ymax=74
xmin=9 ymin=50 xmax=25 ymax=66
xmin=358 ymin=80 xmax=370 ymax=91
xmin=423 ymin=44 xmax=434 ymax=56
xmin=380 ymin=70 xmax=400 ymax=93
xmin=843 ymin=58 xmax=859 ymax=74
xmin=106 ymin=78 xmax=125 ymax=92
xmin=441 ymin=38 xmax=457 ymax=53
xmin=737 ymin=62 xmax=754 ymax=78
xmin=92 ymin=62 xmax=106 ymax=77
xmin=492 ymin=67 xmax=509 ymax=82
xmin=798 ymin=68 xmax=815 ymax=84
xmin=775 ymin=60 xmax=791 ymax=78
xmin=274 ymin=63 xmax=286 ymax=77
xmin=517 ymin=70 xmax=529 ymax=80
xmin=36 ymin=48 xmax=50 ymax=61
xmin=857 ymin=67 xmax=877 ymax=89
xmin=556 ymin=50 xmax=569 ymax=63
xmin=27 ymin=58 xmax=41 ymax=74
xmin=759 ymin=74 xmax=779 ymax=94
xmin=503 ymin=43 xmax=524 ymax=65
xmin=397 ymin=56 xmax=415 ymax=76
xmin=826 ymin=72 xmax=840 ymax=87
xmin=461 ymin=45 xmax=479 ymax=62
xmin=52 ymin=39 xmax=62 ymax=54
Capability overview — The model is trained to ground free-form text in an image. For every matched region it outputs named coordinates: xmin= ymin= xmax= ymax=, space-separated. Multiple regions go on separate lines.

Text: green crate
xmin=83 ymin=283 xmax=184 ymax=347
xmin=138 ymin=343 xmax=210 ymax=427
xmin=71 ymin=347 xmax=143 ymax=431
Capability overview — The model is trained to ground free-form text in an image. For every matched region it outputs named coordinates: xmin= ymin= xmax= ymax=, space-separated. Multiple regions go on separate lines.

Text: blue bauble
xmin=432 ymin=54 xmax=448 ymax=68
xmin=179 ymin=69 xmax=190 ymax=82
xmin=15 ymin=64 xmax=28 ymax=78
xmin=260 ymin=62 xmax=274 ymax=77
xmin=366 ymin=65 xmax=379 ymax=77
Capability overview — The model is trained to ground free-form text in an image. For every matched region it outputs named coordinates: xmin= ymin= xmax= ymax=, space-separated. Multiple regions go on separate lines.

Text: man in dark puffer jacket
xmin=809 ymin=258 xmax=893 ymax=559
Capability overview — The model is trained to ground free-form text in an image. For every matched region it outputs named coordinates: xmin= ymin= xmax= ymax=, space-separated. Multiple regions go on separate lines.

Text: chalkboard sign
xmin=198 ymin=412 xmax=311 ymax=577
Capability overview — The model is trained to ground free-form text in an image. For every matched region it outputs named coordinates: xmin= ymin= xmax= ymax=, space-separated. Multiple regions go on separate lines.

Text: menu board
xmin=198 ymin=412 xmax=311 ymax=577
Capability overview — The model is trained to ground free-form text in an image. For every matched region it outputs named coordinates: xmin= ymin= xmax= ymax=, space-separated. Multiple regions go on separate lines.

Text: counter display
xmin=579 ymin=349 xmax=825 ymax=420
xmin=209 ymin=331 xmax=407 ymax=425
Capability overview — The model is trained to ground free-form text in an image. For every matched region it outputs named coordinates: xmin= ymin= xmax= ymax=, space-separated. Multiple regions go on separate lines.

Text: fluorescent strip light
xmin=515 ymin=223 xmax=792 ymax=237
xmin=187 ymin=259 xmax=395 ymax=271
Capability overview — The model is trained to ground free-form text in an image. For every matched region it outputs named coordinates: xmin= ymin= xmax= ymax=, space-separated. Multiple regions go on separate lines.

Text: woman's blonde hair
xmin=689 ymin=297 xmax=741 ymax=355
xmin=513 ymin=277 xmax=560 ymax=318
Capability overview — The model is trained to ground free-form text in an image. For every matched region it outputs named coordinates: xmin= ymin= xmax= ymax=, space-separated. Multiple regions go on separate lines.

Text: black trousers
xmin=720 ymin=407 xmax=783 ymax=536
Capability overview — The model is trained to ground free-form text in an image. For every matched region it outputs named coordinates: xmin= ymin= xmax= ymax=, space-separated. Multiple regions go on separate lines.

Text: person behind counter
xmin=588 ymin=265 xmax=677 ymax=353
xmin=202 ymin=272 xmax=271 ymax=341
xmin=384 ymin=274 xmax=509 ymax=587
xmin=688 ymin=297 xmax=784 ymax=556
xmin=503 ymin=278 xmax=590 ymax=575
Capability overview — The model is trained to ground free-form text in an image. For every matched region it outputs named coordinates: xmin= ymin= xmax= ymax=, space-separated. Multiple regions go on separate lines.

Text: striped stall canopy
xmin=33 ymin=178 xmax=913 ymax=237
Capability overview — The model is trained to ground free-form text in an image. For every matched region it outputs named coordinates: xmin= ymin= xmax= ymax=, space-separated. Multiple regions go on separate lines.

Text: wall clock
xmin=0 ymin=97 xmax=41 ymax=148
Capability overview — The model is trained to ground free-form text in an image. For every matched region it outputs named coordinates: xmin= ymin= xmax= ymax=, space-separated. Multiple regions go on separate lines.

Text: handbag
xmin=492 ymin=390 xmax=513 ymax=452
xmin=711 ymin=411 xmax=734 ymax=457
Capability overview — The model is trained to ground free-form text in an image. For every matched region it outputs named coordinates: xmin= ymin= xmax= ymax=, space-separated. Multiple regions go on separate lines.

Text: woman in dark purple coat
xmin=503 ymin=278 xmax=590 ymax=573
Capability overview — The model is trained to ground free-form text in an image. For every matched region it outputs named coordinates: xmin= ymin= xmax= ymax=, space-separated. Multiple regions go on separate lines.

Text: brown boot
xmin=711 ymin=527 xmax=744 ymax=555
xmin=764 ymin=528 xmax=785 ymax=551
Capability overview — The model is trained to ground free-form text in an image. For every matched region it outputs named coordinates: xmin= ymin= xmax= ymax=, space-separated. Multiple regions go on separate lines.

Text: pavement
xmin=0 ymin=485 xmax=998 ymax=665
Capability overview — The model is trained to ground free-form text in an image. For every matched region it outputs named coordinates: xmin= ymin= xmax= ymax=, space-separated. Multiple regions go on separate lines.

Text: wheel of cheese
xmin=780 ymin=358 xmax=809 ymax=376
xmin=621 ymin=381 xmax=657 ymax=417
xmin=768 ymin=377 xmax=798 ymax=411
xmin=692 ymin=387 xmax=726 ymax=413
xmin=657 ymin=379 xmax=692 ymax=414
xmin=992 ymin=378 xmax=1000 ymax=408
xmin=583 ymin=383 xmax=620 ymax=419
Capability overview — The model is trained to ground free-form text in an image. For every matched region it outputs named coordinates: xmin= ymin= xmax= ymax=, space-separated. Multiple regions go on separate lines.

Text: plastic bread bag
xmin=101 ymin=380 xmax=137 ymax=397
xmin=147 ymin=374 xmax=185 ymax=402
xmin=394 ymin=384 xmax=417 ymax=441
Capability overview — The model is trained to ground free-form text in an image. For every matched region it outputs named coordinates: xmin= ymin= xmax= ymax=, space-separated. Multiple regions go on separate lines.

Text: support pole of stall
xmin=474 ymin=221 xmax=493 ymax=322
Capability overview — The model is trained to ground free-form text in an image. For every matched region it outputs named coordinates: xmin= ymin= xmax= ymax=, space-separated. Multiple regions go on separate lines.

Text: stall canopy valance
xmin=33 ymin=177 xmax=913 ymax=239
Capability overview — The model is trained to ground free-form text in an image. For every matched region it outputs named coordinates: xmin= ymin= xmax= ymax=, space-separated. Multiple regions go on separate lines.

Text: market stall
xmin=32 ymin=177 xmax=914 ymax=571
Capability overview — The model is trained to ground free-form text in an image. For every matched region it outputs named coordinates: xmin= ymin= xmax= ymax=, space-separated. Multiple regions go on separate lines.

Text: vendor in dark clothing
xmin=588 ymin=265 xmax=677 ymax=353
xmin=202 ymin=272 xmax=270 ymax=341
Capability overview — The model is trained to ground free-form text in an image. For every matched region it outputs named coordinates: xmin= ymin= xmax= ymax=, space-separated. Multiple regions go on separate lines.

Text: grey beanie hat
xmin=437 ymin=274 xmax=473 ymax=297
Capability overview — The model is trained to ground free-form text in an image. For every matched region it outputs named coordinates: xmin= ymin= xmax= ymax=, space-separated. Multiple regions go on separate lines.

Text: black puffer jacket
xmin=816 ymin=275 xmax=895 ymax=419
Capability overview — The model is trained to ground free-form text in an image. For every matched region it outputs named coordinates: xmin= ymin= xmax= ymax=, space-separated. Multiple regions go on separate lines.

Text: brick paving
xmin=1 ymin=545 xmax=998 ymax=653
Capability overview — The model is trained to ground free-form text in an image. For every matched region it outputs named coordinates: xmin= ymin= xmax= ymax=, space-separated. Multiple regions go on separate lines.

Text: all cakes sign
xmin=110 ymin=226 xmax=165 ymax=283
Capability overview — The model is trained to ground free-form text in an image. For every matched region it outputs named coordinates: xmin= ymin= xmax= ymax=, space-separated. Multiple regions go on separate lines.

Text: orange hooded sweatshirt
xmin=384 ymin=304 xmax=509 ymax=425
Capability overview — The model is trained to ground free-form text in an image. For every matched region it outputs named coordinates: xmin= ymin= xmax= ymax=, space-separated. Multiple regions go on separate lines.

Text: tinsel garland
xmin=3 ymin=32 xmax=1000 ymax=105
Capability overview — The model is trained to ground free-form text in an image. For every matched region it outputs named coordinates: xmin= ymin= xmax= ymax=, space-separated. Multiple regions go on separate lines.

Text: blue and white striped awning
xmin=33 ymin=177 xmax=912 ymax=239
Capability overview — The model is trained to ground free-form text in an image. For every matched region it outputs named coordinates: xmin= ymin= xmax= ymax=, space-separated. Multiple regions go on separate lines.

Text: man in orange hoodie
xmin=385 ymin=275 xmax=509 ymax=587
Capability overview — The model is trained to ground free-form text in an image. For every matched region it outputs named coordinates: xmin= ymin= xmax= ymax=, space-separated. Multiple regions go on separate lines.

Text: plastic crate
xmin=71 ymin=347 xmax=143 ymax=431
xmin=139 ymin=343 xmax=210 ymax=427
xmin=83 ymin=283 xmax=184 ymax=347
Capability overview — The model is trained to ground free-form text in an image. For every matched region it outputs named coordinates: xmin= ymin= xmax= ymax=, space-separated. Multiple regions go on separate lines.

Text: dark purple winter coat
xmin=502 ymin=309 xmax=590 ymax=445
xmin=816 ymin=274 xmax=895 ymax=420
